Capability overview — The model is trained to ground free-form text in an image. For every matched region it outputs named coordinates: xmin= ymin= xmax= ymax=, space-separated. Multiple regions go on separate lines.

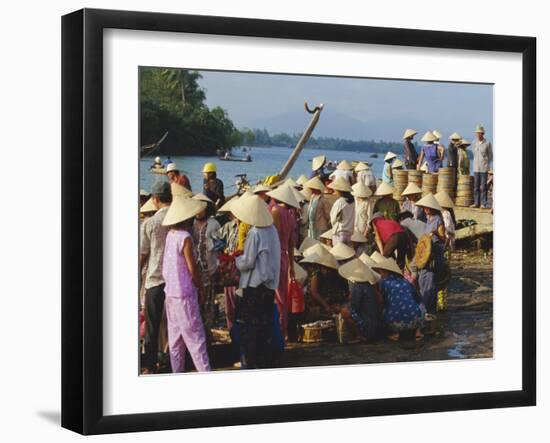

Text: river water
xmin=139 ymin=146 xmax=388 ymax=193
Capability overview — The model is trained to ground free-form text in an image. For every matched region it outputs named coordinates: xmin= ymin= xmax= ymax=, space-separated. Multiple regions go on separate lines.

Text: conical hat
xmin=354 ymin=162 xmax=370 ymax=172
xmin=284 ymin=177 xmax=299 ymax=188
xmin=330 ymin=242 xmax=356 ymax=261
xmin=416 ymin=193 xmax=442 ymax=212
xmin=293 ymin=261 xmax=308 ymax=284
xmin=384 ymin=151 xmax=397 ymax=162
xmin=298 ymin=237 xmax=320 ymax=253
xmin=300 ymin=252 xmax=339 ymax=270
xmin=371 ymin=256 xmax=403 ymax=276
xmin=336 ymin=160 xmax=353 ymax=170
xmin=350 ymin=230 xmax=368 ymax=243
xmin=401 ymin=182 xmax=422 ymax=196
xmin=402 ymin=128 xmax=417 ymax=139
xmin=303 ymin=176 xmax=325 ymax=191
xmin=192 ymin=193 xmax=214 ymax=204
xmin=432 ymin=130 xmax=442 ymax=140
xmin=449 ymin=131 xmax=462 ymax=140
xmin=303 ymin=243 xmax=330 ymax=258
xmin=351 ymin=182 xmax=372 ymax=198
xmin=171 ymin=182 xmax=192 ymax=198
xmin=300 ymin=187 xmax=312 ymax=201
xmin=140 ymin=197 xmax=157 ymax=213
xmin=375 ymin=182 xmax=395 ymax=196
xmin=338 ymin=258 xmax=380 ymax=284
xmin=288 ymin=184 xmax=307 ymax=205
xmin=267 ymin=184 xmax=301 ymax=208
xmin=253 ymin=184 xmax=272 ymax=194
xmin=140 ymin=189 xmax=151 ymax=197
xmin=230 ymin=194 xmax=274 ymax=227
xmin=400 ymin=218 xmax=427 ymax=239
xmin=162 ymin=196 xmax=206 ymax=226
xmin=391 ymin=159 xmax=404 ymax=169
xmin=320 ymin=228 xmax=334 ymax=240
xmin=421 ymin=131 xmax=437 ymax=142
xmin=434 ymin=191 xmax=454 ymax=209
xmin=218 ymin=195 xmax=238 ymax=213
xmin=370 ymin=251 xmax=385 ymax=263
xmin=359 ymin=252 xmax=378 ymax=267
xmin=459 ymin=139 xmax=471 ymax=147
xmin=312 ymin=155 xmax=326 ymax=171
xmin=328 ymin=177 xmax=352 ymax=193
xmin=296 ymin=174 xmax=309 ymax=185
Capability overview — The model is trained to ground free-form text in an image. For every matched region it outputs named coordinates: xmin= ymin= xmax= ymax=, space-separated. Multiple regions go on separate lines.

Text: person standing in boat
xmin=166 ymin=162 xmax=192 ymax=191
xmin=416 ymin=131 xmax=442 ymax=173
xmin=202 ymin=162 xmax=225 ymax=209
xmin=470 ymin=124 xmax=493 ymax=209
xmin=303 ymin=176 xmax=331 ymax=240
xmin=402 ymin=128 xmax=418 ymax=170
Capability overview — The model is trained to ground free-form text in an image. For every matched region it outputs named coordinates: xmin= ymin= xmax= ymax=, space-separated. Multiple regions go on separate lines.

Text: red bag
xmin=139 ymin=308 xmax=146 ymax=340
xmin=288 ymin=278 xmax=305 ymax=313
xmin=218 ymin=252 xmax=240 ymax=287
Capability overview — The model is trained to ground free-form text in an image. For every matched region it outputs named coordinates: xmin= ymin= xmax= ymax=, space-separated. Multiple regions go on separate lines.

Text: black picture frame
xmin=62 ymin=8 xmax=536 ymax=435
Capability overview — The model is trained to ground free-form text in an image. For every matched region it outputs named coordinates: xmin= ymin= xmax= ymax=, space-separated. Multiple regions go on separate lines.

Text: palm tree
xmin=160 ymin=69 xmax=204 ymax=112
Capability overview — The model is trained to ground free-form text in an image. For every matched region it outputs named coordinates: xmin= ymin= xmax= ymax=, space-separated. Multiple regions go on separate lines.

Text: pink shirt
xmin=162 ymin=229 xmax=198 ymax=299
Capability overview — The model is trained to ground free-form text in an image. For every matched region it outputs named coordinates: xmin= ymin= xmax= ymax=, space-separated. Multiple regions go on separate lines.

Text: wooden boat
xmin=218 ymin=155 xmax=252 ymax=162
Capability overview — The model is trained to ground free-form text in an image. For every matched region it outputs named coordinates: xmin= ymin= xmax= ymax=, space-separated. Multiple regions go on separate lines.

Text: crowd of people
xmin=139 ymin=125 xmax=492 ymax=373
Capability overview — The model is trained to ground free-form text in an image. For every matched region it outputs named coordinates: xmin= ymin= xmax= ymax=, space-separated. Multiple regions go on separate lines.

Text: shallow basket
xmin=302 ymin=324 xmax=336 ymax=343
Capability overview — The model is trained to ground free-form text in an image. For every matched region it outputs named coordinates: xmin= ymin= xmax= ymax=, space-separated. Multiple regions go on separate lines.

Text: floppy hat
xmin=162 ymin=196 xmax=206 ymax=226
xmin=384 ymin=151 xmax=397 ymax=162
xmin=296 ymin=174 xmax=309 ymax=185
xmin=474 ymin=124 xmax=485 ymax=133
xmin=421 ymin=131 xmax=438 ymax=142
xmin=165 ymin=163 xmax=179 ymax=173
xmin=449 ymin=131 xmax=462 ymax=140
xmin=351 ymin=182 xmax=372 ymax=198
xmin=267 ymin=184 xmax=301 ymax=208
xmin=416 ymin=193 xmax=443 ymax=212
xmin=370 ymin=251 xmax=385 ymax=263
xmin=192 ymin=193 xmax=214 ymax=204
xmin=401 ymin=182 xmax=422 ymax=196
xmin=303 ymin=176 xmax=325 ymax=192
xmin=171 ymin=182 xmax=193 ymax=198
xmin=312 ymin=155 xmax=326 ymax=171
xmin=350 ymin=230 xmax=368 ymax=243
xmin=391 ymin=159 xmax=404 ymax=169
xmin=298 ymin=237 xmax=321 ymax=253
xmin=374 ymin=182 xmax=395 ymax=197
xmin=432 ymin=130 xmax=442 ymax=140
xmin=400 ymin=218 xmax=428 ymax=239
xmin=330 ymin=242 xmax=356 ymax=261
xmin=371 ymin=256 xmax=403 ymax=276
xmin=320 ymin=228 xmax=334 ymax=240
xmin=140 ymin=197 xmax=157 ymax=213
xmin=354 ymin=162 xmax=370 ymax=172
xmin=402 ymin=128 xmax=417 ymax=139
xmin=300 ymin=187 xmax=312 ymax=201
xmin=328 ymin=177 xmax=352 ymax=193
xmin=338 ymin=258 xmax=380 ymax=284
xmin=230 ymin=194 xmax=274 ymax=227
xmin=303 ymin=243 xmax=330 ymax=259
xmin=252 ymin=184 xmax=272 ymax=194
xmin=359 ymin=252 xmax=378 ymax=267
xmin=336 ymin=160 xmax=353 ymax=170
xmin=434 ymin=191 xmax=454 ymax=209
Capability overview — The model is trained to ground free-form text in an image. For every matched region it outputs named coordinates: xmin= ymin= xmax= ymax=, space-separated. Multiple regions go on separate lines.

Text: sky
xmin=197 ymin=70 xmax=493 ymax=143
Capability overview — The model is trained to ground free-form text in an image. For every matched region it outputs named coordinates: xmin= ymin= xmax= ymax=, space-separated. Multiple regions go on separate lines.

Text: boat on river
xmin=218 ymin=155 xmax=252 ymax=162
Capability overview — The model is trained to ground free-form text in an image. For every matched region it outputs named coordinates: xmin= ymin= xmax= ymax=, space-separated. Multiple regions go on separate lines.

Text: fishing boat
xmin=149 ymin=166 xmax=166 ymax=175
xmin=218 ymin=154 xmax=252 ymax=162
xmin=369 ymin=153 xmax=379 ymax=158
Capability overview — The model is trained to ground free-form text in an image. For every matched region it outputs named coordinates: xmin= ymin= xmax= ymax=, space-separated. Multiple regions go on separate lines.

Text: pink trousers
xmin=224 ymin=286 xmax=237 ymax=330
xmin=165 ymin=296 xmax=211 ymax=373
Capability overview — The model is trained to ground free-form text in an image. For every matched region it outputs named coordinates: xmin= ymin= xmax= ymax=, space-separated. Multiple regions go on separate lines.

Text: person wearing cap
xmin=447 ymin=132 xmax=462 ymax=168
xmin=371 ymin=257 xmax=425 ymax=341
xmin=457 ymin=139 xmax=471 ymax=176
xmin=302 ymin=176 xmax=331 ymax=240
xmin=355 ymin=162 xmax=376 ymax=192
xmin=416 ymin=131 xmax=443 ymax=173
xmin=139 ymin=181 xmax=172 ymax=374
xmin=161 ymin=195 xmax=211 ymax=373
xmin=151 ymin=156 xmax=162 ymax=169
xmin=382 ymin=152 xmax=398 ymax=185
xmin=373 ymin=182 xmax=401 ymax=221
xmin=470 ymin=124 xmax=493 ymax=208
xmin=370 ymin=212 xmax=412 ymax=270
xmin=402 ymin=129 xmax=418 ymax=169
xmin=351 ymin=182 xmax=374 ymax=238
xmin=328 ymin=177 xmax=355 ymax=245
xmin=165 ymin=162 xmax=192 ymax=191
xmin=202 ymin=162 xmax=225 ymax=209
xmin=233 ymin=195 xmax=281 ymax=369
xmin=400 ymin=183 xmax=426 ymax=222
xmin=329 ymin=160 xmax=354 ymax=185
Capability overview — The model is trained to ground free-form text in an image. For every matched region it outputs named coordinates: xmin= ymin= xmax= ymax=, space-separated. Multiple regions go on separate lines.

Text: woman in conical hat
xmin=403 ymin=129 xmax=419 ymax=170
xmin=330 ymin=242 xmax=356 ymax=262
xmin=400 ymin=182 xmax=425 ymax=222
xmin=417 ymin=131 xmax=443 ymax=173
xmin=373 ymin=182 xmax=401 ymax=221
xmin=328 ymin=177 xmax=355 ymax=246
xmin=355 ymin=161 xmax=377 ymax=192
xmin=329 ymin=160 xmax=354 ymax=185
xmin=369 ymin=211 xmax=413 ymax=271
xmin=303 ymin=176 xmax=330 ymax=241
xmin=351 ymin=181 xmax=374 ymax=239
xmin=161 ymin=195 xmax=211 ymax=373
xmin=311 ymin=155 xmax=326 ymax=172
xmin=252 ymin=184 xmax=273 ymax=204
xmin=371 ymin=257 xmax=425 ymax=341
xmin=382 ymin=152 xmax=398 ymax=186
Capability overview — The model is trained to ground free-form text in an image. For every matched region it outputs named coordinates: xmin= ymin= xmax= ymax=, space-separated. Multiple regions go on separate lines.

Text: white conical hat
xmin=391 ymin=159 xmax=404 ymax=169
xmin=320 ymin=228 xmax=334 ymax=240
xmin=312 ymin=155 xmax=326 ymax=171
xmin=288 ymin=184 xmax=307 ymax=205
xmin=140 ymin=189 xmax=150 ymax=197
xmin=432 ymin=130 xmax=442 ymax=140
xmin=300 ymin=252 xmax=339 ymax=270
xmin=374 ymin=182 xmax=395 ymax=196
xmin=350 ymin=230 xmax=368 ymax=243
xmin=298 ymin=237 xmax=320 ymax=253
xmin=252 ymin=184 xmax=272 ymax=194
xmin=171 ymin=182 xmax=192 ymax=198
xmin=296 ymin=174 xmax=309 ymax=185
xmin=371 ymin=256 xmax=403 ymax=276
xmin=416 ymin=193 xmax=442 ymax=212
xmin=192 ymin=193 xmax=214 ymax=204
xmin=359 ymin=252 xmax=378 ymax=267
xmin=267 ymin=184 xmax=301 ymax=208
xmin=162 ymin=196 xmax=206 ymax=226
xmin=370 ymin=251 xmax=385 ymax=263
xmin=400 ymin=218 xmax=427 ymax=239
xmin=351 ymin=182 xmax=372 ymax=198
xmin=384 ymin=151 xmax=398 ymax=161
xmin=230 ymin=194 xmax=274 ymax=227
xmin=434 ymin=191 xmax=454 ymax=209
xmin=140 ymin=197 xmax=157 ymax=213
xmin=338 ymin=258 xmax=380 ymax=284
xmin=303 ymin=243 xmax=330 ymax=259
xmin=354 ymin=161 xmax=370 ymax=172
xmin=300 ymin=187 xmax=312 ymax=201
xmin=401 ymin=182 xmax=422 ymax=196
xmin=402 ymin=128 xmax=417 ymax=139
xmin=421 ymin=131 xmax=438 ymax=142
xmin=336 ymin=159 xmax=353 ymax=170
xmin=293 ymin=261 xmax=308 ymax=284
xmin=303 ymin=176 xmax=325 ymax=191
xmin=449 ymin=131 xmax=462 ymax=140
xmin=284 ymin=177 xmax=299 ymax=188
xmin=328 ymin=177 xmax=352 ymax=193
xmin=218 ymin=195 xmax=238 ymax=213
xmin=330 ymin=242 xmax=356 ymax=261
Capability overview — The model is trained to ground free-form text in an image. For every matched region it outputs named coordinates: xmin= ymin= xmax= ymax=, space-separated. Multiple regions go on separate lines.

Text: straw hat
xmin=359 ymin=252 xmax=378 ymax=267
xmin=391 ymin=159 xmax=404 ymax=169
xmin=230 ymin=194 xmax=274 ymax=227
xmin=267 ymin=184 xmax=301 ymax=209
xmin=298 ymin=237 xmax=321 ymax=253
xmin=293 ymin=262 xmax=308 ymax=284
xmin=338 ymin=258 xmax=379 ymax=284
xmin=252 ymin=184 xmax=272 ymax=194
xmin=171 ymin=182 xmax=193 ymax=198
xmin=421 ymin=131 xmax=438 ymax=142
xmin=449 ymin=131 xmax=462 ymax=140
xmin=434 ymin=191 xmax=454 ymax=209
xmin=302 ymin=252 xmax=339 ymax=270
xmin=140 ymin=197 xmax=157 ymax=213
xmin=402 ymin=128 xmax=417 ymax=139
xmin=336 ymin=160 xmax=353 ymax=170
xmin=162 ymin=196 xmax=206 ymax=226
xmin=459 ymin=139 xmax=471 ymax=147
xmin=296 ymin=174 xmax=309 ymax=185
xmin=474 ymin=124 xmax=485 ymax=133
xmin=374 ymin=182 xmax=395 ymax=197
xmin=384 ymin=151 xmax=397 ymax=162
xmin=303 ymin=243 xmax=330 ymax=259
xmin=218 ymin=195 xmax=238 ymax=213
xmin=192 ymin=193 xmax=214 ymax=204
xmin=330 ymin=242 xmax=356 ymax=261
xmin=288 ymin=184 xmax=307 ymax=205
xmin=371 ymin=256 xmax=403 ymax=276
xmin=312 ymin=155 xmax=326 ymax=171
xmin=351 ymin=182 xmax=372 ymax=199
xmin=351 ymin=230 xmax=367 ymax=243
xmin=284 ymin=177 xmax=300 ymax=188
xmin=328 ymin=177 xmax=352 ymax=193
xmin=303 ymin=176 xmax=325 ymax=192
xmin=354 ymin=162 xmax=370 ymax=172
xmin=400 ymin=218 xmax=427 ymax=239
xmin=320 ymin=228 xmax=334 ymax=240
xmin=401 ymin=182 xmax=422 ymax=196
xmin=370 ymin=251 xmax=385 ymax=263
xmin=416 ymin=193 xmax=442 ymax=212
xmin=432 ymin=130 xmax=442 ymax=140
xmin=300 ymin=187 xmax=312 ymax=201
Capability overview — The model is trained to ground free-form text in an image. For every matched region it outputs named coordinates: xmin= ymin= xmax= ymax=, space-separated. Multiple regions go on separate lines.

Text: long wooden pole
xmin=278 ymin=103 xmax=324 ymax=179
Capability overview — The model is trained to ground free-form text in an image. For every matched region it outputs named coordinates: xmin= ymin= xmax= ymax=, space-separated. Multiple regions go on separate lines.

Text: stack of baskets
xmin=393 ymin=169 xmax=409 ymax=200
xmin=407 ymin=169 xmax=423 ymax=188
xmin=422 ymin=173 xmax=438 ymax=196
xmin=436 ymin=167 xmax=457 ymax=199
xmin=455 ymin=174 xmax=474 ymax=206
